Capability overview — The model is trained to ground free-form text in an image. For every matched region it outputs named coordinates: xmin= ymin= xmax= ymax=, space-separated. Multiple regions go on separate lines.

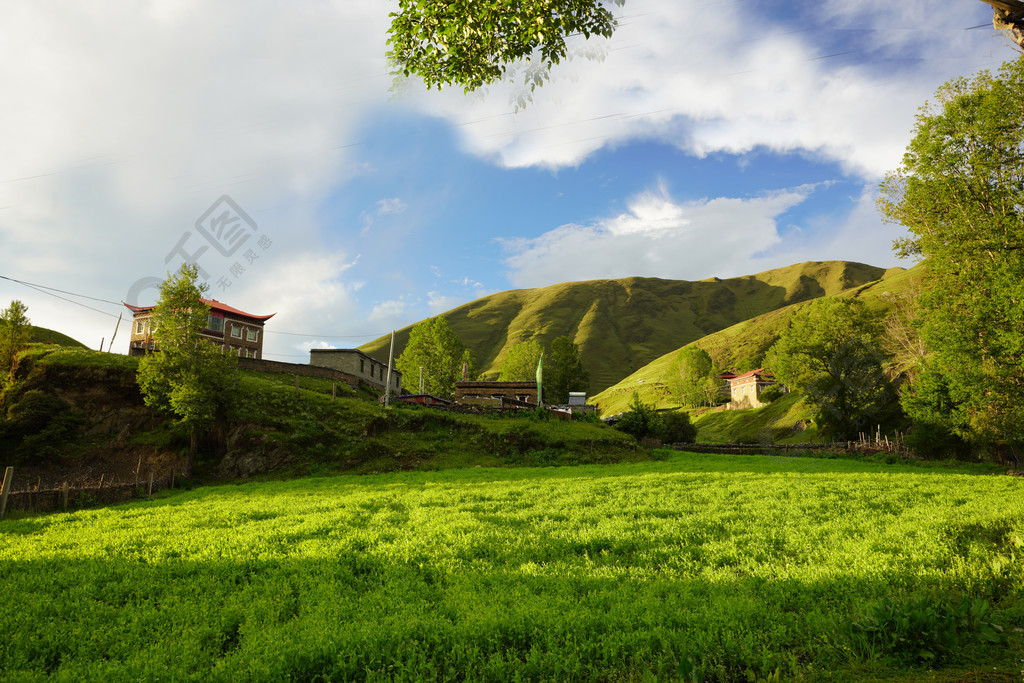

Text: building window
xmin=360 ymin=359 xmax=365 ymax=373
xmin=208 ymin=316 xmax=225 ymax=333
xmin=136 ymin=320 xmax=145 ymax=334
xmin=246 ymin=328 xmax=258 ymax=342
xmin=230 ymin=324 xmax=242 ymax=338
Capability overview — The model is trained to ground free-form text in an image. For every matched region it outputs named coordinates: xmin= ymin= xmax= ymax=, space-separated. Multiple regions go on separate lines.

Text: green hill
xmin=592 ymin=264 xmax=922 ymax=418
xmin=0 ymin=320 xmax=85 ymax=348
xmin=359 ymin=261 xmax=891 ymax=394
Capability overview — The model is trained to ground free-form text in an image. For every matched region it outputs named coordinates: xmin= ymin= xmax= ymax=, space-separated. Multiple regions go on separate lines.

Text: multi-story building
xmin=124 ymin=299 xmax=275 ymax=358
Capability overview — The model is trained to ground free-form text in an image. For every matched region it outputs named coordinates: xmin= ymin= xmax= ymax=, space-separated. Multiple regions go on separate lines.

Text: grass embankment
xmin=2 ymin=453 xmax=1021 ymax=681
xmin=693 ymin=393 xmax=825 ymax=444
xmin=2 ymin=346 xmax=641 ymax=479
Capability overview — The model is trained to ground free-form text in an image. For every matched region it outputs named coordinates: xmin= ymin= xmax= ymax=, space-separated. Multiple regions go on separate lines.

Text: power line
xmin=0 ymin=274 xmax=123 ymax=306
xmin=0 ymin=272 xmax=390 ymax=340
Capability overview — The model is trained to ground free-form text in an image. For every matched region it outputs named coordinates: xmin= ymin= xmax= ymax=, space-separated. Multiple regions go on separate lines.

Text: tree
xmin=615 ymin=391 xmax=658 ymax=440
xmin=396 ymin=316 xmax=474 ymax=397
xmin=878 ymin=55 xmax=1024 ymax=450
xmin=545 ymin=335 xmax=590 ymax=404
xmin=668 ymin=346 xmax=713 ymax=407
xmin=136 ymin=264 xmax=236 ymax=458
xmin=499 ymin=339 xmax=544 ymax=381
xmin=386 ymin=0 xmax=623 ymax=94
xmin=766 ymin=298 xmax=896 ymax=440
xmin=0 ymin=300 xmax=31 ymax=381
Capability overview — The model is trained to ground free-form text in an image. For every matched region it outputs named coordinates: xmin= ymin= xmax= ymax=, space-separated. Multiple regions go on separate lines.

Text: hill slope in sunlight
xmin=360 ymin=261 xmax=893 ymax=393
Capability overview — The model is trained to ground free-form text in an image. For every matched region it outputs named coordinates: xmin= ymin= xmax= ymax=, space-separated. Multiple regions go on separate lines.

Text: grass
xmin=358 ymin=261 xmax=891 ymax=394
xmin=1 ymin=452 xmax=1020 ymax=681
xmin=3 ymin=347 xmax=643 ymax=478
xmin=693 ymin=393 xmax=824 ymax=444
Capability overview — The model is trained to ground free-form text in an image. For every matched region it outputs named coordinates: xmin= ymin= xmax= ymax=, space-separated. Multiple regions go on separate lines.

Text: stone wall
xmin=236 ymin=357 xmax=362 ymax=388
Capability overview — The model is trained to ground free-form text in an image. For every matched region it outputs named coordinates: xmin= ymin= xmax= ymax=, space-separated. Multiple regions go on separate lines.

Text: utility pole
xmin=384 ymin=330 xmax=395 ymax=407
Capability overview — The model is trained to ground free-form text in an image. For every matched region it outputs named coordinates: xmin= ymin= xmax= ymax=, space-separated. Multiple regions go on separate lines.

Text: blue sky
xmin=0 ymin=0 xmax=1013 ymax=360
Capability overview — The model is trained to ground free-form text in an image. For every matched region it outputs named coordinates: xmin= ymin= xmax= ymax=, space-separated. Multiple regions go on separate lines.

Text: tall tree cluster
xmin=498 ymin=335 xmax=590 ymax=404
xmin=396 ymin=316 xmax=475 ymax=397
xmin=879 ymin=55 xmax=1024 ymax=455
xmin=767 ymin=299 xmax=895 ymax=440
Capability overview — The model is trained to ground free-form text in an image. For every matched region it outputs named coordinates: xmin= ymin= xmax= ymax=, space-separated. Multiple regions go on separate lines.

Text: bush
xmin=656 ymin=410 xmax=696 ymax=444
xmin=615 ymin=392 xmax=657 ymax=439
xmin=759 ymin=385 xmax=784 ymax=404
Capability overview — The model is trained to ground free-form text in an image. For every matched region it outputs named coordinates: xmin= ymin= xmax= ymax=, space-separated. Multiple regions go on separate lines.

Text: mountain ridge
xmin=359 ymin=260 xmax=896 ymax=394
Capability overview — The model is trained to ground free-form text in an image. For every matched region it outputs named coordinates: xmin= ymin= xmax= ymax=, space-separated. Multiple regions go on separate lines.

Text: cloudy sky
xmin=0 ymin=0 xmax=1013 ymax=360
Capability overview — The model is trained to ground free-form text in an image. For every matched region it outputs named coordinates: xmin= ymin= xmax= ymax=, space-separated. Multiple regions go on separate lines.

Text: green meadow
xmin=2 ymin=453 xmax=1021 ymax=681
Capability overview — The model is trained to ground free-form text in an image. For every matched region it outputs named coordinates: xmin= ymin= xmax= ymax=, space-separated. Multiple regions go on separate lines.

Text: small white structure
xmin=568 ymin=392 xmax=587 ymax=406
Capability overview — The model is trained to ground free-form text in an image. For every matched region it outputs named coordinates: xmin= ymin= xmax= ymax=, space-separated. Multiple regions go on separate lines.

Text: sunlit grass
xmin=2 ymin=452 xmax=1021 ymax=680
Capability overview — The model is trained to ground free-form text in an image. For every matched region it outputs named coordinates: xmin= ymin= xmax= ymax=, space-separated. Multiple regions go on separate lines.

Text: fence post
xmin=148 ymin=472 xmax=154 ymax=496
xmin=0 ymin=467 xmax=13 ymax=521
xmin=170 ymin=467 xmax=175 ymax=490
xmin=62 ymin=482 xmax=69 ymax=510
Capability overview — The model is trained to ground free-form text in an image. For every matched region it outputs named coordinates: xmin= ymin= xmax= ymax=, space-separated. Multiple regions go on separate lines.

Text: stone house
xmin=727 ymin=369 xmax=782 ymax=410
xmin=124 ymin=299 xmax=274 ymax=358
xmin=308 ymin=348 xmax=401 ymax=394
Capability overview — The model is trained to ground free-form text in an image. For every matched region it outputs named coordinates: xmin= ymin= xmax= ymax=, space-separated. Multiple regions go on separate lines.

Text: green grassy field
xmin=2 ymin=453 xmax=1021 ymax=681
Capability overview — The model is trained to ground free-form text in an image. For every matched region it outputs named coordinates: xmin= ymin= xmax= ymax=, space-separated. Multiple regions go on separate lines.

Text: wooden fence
xmin=0 ymin=465 xmax=187 ymax=519
xmin=669 ymin=430 xmax=907 ymax=457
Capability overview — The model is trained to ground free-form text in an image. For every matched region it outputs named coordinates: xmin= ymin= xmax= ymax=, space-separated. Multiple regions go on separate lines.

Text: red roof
xmin=727 ymin=368 xmax=774 ymax=383
xmin=122 ymin=298 xmax=275 ymax=322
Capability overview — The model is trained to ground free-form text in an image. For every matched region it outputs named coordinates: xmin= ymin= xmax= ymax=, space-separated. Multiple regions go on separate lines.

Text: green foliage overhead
xmin=0 ymin=299 xmax=31 ymax=380
xmin=878 ymin=55 xmax=1024 ymax=450
xmin=766 ymin=298 xmax=896 ymax=440
xmin=498 ymin=339 xmax=543 ymax=381
xmin=395 ymin=316 xmax=474 ymax=397
xmin=136 ymin=264 xmax=237 ymax=455
xmin=386 ymin=0 xmax=623 ymax=94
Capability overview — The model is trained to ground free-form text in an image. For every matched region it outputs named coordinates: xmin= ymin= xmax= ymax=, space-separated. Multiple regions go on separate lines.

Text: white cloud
xmin=360 ymin=197 xmax=408 ymax=233
xmin=403 ymin=0 xmax=1000 ymax=179
xmin=502 ymin=185 xmax=811 ymax=287
xmin=0 ymin=0 xmax=392 ymax=350
xmin=427 ymin=292 xmax=465 ymax=315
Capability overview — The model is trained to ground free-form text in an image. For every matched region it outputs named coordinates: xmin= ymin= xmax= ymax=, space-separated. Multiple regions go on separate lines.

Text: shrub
xmin=759 ymin=385 xmax=784 ymax=404
xmin=656 ymin=410 xmax=696 ymax=444
xmin=615 ymin=392 xmax=657 ymax=440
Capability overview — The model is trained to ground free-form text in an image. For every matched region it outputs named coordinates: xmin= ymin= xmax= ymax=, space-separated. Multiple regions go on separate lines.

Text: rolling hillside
xmin=592 ymin=263 xmax=922 ymax=416
xmin=359 ymin=261 xmax=892 ymax=393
